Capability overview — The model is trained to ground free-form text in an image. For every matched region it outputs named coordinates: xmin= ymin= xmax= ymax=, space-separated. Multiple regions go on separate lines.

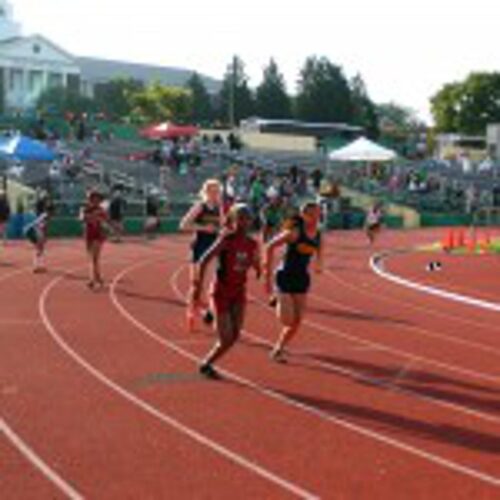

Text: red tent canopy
xmin=140 ymin=122 xmax=199 ymax=140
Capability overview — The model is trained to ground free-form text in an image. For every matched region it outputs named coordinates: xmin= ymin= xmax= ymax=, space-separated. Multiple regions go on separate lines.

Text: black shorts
xmin=275 ymin=269 xmax=310 ymax=294
xmin=25 ymin=226 xmax=40 ymax=245
xmin=191 ymin=236 xmax=217 ymax=263
xmin=367 ymin=222 xmax=381 ymax=231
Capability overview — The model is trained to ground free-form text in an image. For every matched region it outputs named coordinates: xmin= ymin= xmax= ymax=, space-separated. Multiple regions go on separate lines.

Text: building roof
xmin=77 ymin=56 xmax=220 ymax=93
xmin=0 ymin=34 xmax=78 ymax=64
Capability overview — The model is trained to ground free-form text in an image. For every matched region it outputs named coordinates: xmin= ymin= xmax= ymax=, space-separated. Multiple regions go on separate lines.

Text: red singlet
xmin=211 ymin=232 xmax=257 ymax=313
xmin=83 ymin=205 xmax=108 ymax=244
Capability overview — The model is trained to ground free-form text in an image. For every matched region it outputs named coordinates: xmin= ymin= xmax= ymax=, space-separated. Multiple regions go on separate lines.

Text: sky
xmin=12 ymin=0 xmax=500 ymax=123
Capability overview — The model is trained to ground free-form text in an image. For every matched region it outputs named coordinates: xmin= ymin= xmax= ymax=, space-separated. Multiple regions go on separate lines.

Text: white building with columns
xmin=0 ymin=0 xmax=88 ymax=112
xmin=0 ymin=0 xmax=219 ymax=114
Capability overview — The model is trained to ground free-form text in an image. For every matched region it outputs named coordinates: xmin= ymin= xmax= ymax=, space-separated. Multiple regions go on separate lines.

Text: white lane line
xmin=1 ymin=418 xmax=84 ymax=500
xmin=308 ymin=288 xmax=500 ymax=357
xmin=371 ymin=253 xmax=500 ymax=313
xmin=285 ymin=269 xmax=500 ymax=385
xmin=39 ymin=269 xmax=318 ymax=500
xmin=243 ymin=296 xmax=500 ymax=425
xmin=142 ymin=262 xmax=500 ymax=487
xmin=325 ymin=266 xmax=500 ymax=333
xmin=300 ymin=308 xmax=500 ymax=385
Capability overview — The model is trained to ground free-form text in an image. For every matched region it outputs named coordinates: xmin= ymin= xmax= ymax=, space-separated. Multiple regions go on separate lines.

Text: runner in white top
xmin=365 ymin=201 xmax=383 ymax=245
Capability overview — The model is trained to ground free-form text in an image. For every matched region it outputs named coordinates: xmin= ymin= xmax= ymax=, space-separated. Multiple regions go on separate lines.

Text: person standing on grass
xmin=180 ymin=179 xmax=224 ymax=331
xmin=193 ymin=204 xmax=260 ymax=379
xmin=264 ymin=201 xmax=323 ymax=362
xmin=80 ymin=190 xmax=118 ymax=290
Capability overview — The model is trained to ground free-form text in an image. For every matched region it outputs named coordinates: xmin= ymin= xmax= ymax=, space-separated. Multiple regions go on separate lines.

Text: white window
xmin=49 ymin=72 xmax=63 ymax=88
xmin=9 ymin=69 xmax=23 ymax=91
xmin=28 ymin=70 xmax=43 ymax=94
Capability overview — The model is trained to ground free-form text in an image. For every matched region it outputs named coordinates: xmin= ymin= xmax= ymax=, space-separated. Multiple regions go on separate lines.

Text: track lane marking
xmin=39 ymin=265 xmax=318 ymax=500
xmin=1 ymin=417 xmax=84 ymax=499
xmin=115 ymin=259 xmax=500 ymax=488
xmin=371 ymin=253 xmax=500 ymax=313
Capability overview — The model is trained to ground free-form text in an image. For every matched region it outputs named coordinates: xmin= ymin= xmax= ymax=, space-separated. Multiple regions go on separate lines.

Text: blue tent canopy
xmin=0 ymin=135 xmax=56 ymax=162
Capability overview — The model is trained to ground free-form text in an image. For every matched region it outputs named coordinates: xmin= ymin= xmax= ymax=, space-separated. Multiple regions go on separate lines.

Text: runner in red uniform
xmin=81 ymin=190 xmax=116 ymax=289
xmin=193 ymin=204 xmax=260 ymax=379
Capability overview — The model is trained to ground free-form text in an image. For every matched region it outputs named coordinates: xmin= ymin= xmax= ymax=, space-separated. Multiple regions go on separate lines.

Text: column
xmin=0 ymin=66 xmax=6 ymax=112
xmin=42 ymin=69 xmax=49 ymax=94
xmin=22 ymin=67 xmax=29 ymax=109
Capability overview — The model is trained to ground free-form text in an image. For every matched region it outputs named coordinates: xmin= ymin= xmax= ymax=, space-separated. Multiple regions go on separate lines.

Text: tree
xmin=93 ymin=78 xmax=143 ymax=120
xmin=377 ymin=102 xmax=425 ymax=156
xmin=217 ymin=56 xmax=255 ymax=126
xmin=430 ymin=82 xmax=461 ymax=133
xmin=37 ymin=86 xmax=96 ymax=116
xmin=185 ymin=72 xmax=213 ymax=125
xmin=130 ymin=82 xmax=193 ymax=124
xmin=295 ymin=56 xmax=353 ymax=123
xmin=255 ymin=59 xmax=291 ymax=119
xmin=350 ymin=74 xmax=379 ymax=138
xmin=431 ymin=72 xmax=500 ymax=134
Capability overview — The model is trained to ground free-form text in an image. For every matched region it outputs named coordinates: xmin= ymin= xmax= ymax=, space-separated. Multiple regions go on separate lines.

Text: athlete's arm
xmin=314 ymin=234 xmax=324 ymax=274
xmin=179 ymin=202 xmax=211 ymax=233
xmin=252 ymin=242 xmax=262 ymax=279
xmin=263 ymin=228 xmax=298 ymax=292
xmin=192 ymin=234 xmax=226 ymax=303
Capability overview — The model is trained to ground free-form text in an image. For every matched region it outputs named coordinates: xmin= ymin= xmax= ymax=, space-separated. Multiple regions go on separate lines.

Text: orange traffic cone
xmin=467 ymin=230 xmax=477 ymax=253
xmin=442 ymin=229 xmax=455 ymax=251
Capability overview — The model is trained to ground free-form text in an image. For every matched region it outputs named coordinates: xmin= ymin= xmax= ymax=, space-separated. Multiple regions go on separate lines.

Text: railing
xmin=472 ymin=206 xmax=500 ymax=227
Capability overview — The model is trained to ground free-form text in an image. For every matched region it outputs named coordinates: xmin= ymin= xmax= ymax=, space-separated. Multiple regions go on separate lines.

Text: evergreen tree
xmin=296 ymin=56 xmax=353 ymax=123
xmin=217 ymin=56 xmax=255 ymax=126
xmin=255 ymin=59 xmax=291 ymax=119
xmin=185 ymin=72 xmax=213 ymax=125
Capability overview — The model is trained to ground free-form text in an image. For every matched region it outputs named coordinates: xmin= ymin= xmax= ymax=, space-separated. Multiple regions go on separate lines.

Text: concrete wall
xmin=240 ymin=132 xmax=316 ymax=152
xmin=199 ymin=129 xmax=317 ymax=153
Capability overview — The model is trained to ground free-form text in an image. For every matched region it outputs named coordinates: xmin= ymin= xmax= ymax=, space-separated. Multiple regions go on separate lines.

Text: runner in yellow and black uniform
xmin=264 ymin=202 xmax=323 ymax=362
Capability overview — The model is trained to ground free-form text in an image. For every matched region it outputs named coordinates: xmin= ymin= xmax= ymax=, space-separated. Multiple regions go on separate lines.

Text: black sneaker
xmin=199 ymin=363 xmax=221 ymax=380
xmin=202 ymin=309 xmax=214 ymax=325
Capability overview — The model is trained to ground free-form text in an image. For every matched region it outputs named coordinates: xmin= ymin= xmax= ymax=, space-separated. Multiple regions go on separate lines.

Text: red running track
xmin=1 ymin=230 xmax=499 ymax=499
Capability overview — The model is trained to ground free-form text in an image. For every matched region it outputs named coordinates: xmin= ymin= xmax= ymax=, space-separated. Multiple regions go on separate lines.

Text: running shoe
xmin=269 ymin=348 xmax=287 ymax=363
xmin=199 ymin=363 xmax=220 ymax=380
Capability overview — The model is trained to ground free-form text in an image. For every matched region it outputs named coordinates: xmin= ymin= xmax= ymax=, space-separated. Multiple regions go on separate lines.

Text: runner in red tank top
xmin=80 ymin=190 xmax=118 ymax=290
xmin=193 ymin=203 xmax=260 ymax=379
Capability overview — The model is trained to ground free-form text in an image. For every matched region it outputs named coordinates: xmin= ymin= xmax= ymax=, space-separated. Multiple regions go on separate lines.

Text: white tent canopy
xmin=329 ymin=137 xmax=397 ymax=162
